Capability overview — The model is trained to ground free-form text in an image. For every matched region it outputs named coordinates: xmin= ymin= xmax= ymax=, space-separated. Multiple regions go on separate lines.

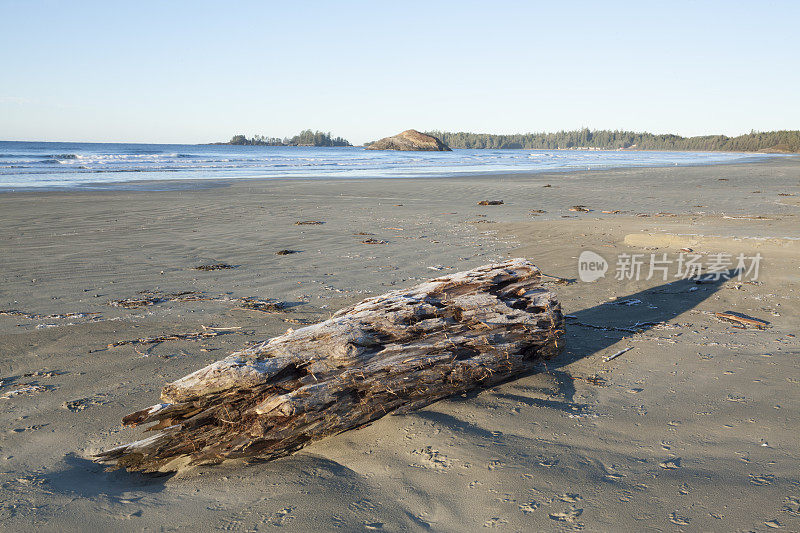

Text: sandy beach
xmin=1 ymin=158 xmax=799 ymax=531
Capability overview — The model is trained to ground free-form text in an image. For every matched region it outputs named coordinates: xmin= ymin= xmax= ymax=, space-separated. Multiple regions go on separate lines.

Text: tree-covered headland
xmin=425 ymin=129 xmax=800 ymax=152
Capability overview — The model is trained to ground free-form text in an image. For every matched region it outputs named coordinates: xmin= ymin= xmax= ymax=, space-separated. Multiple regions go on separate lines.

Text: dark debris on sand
xmin=234 ymin=297 xmax=287 ymax=313
xmin=109 ymin=291 xmax=207 ymax=309
xmin=194 ymin=263 xmax=235 ymax=271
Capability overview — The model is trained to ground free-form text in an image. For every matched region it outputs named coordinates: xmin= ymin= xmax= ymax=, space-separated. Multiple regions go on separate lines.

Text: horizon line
xmin=2 ymin=126 xmax=798 ymax=146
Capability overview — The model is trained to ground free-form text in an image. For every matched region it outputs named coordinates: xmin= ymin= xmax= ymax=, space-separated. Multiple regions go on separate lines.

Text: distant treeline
xmin=223 ymin=130 xmax=351 ymax=147
xmin=426 ymin=129 xmax=800 ymax=153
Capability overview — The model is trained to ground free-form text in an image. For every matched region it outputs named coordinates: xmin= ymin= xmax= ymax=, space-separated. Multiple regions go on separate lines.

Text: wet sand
xmin=1 ymin=158 xmax=798 ymax=531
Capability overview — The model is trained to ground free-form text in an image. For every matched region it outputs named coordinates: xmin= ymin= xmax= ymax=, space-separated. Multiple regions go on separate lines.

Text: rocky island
xmin=214 ymin=130 xmax=351 ymax=147
xmin=365 ymin=129 xmax=451 ymax=151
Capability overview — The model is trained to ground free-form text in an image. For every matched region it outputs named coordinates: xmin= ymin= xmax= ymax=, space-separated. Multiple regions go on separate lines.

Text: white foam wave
xmin=0 ymin=143 xmax=779 ymax=189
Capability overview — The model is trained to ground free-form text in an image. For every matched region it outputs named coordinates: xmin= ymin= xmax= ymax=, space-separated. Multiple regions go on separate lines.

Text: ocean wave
xmin=0 ymin=153 xmax=78 ymax=160
xmin=0 ymin=143 xmax=776 ymax=189
xmin=73 ymin=153 xmax=179 ymax=161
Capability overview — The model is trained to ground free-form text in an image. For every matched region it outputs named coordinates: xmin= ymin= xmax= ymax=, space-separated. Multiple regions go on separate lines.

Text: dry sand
xmin=0 ymin=158 xmax=798 ymax=532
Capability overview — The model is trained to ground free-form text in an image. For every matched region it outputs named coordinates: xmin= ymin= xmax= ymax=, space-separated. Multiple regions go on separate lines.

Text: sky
xmin=1 ymin=1 xmax=798 ymax=145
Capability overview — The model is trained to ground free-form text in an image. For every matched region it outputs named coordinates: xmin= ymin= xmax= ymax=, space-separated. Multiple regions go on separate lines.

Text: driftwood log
xmin=95 ymin=259 xmax=564 ymax=472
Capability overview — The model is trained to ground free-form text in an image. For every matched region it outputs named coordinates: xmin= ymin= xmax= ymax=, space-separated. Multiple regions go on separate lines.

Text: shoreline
xmin=0 ymin=155 xmax=794 ymax=195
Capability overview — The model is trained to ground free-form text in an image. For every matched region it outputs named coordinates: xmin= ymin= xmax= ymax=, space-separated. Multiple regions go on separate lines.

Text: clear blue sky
xmin=1 ymin=1 xmax=797 ymax=144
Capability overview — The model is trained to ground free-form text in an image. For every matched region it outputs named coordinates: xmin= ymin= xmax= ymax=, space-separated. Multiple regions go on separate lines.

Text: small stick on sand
xmin=107 ymin=330 xmax=227 ymax=348
xmin=201 ymin=325 xmax=243 ymax=331
xmin=604 ymin=346 xmax=633 ymax=362
xmin=0 ymin=309 xmax=100 ymax=320
xmin=567 ymin=319 xmax=641 ymax=333
xmin=714 ymin=312 xmax=769 ymax=329
xmin=539 ymin=273 xmax=576 ymax=285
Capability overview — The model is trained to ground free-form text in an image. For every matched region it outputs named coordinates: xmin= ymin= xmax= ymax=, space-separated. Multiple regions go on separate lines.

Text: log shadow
xmin=498 ymin=271 xmax=739 ymax=409
xmin=492 ymin=393 xmax=590 ymax=416
xmin=547 ymin=271 xmax=738 ymax=371
xmin=42 ymin=453 xmax=173 ymax=498
xmin=419 ymin=271 xmax=737 ymax=428
xmin=412 ymin=410 xmax=502 ymax=442
xmin=506 ymin=367 xmax=579 ymax=404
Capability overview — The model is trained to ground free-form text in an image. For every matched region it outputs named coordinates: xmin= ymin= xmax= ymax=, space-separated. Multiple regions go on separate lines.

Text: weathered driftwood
xmin=95 ymin=259 xmax=564 ymax=472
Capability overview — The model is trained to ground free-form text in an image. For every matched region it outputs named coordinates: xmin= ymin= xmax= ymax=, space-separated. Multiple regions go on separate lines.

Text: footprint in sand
xmin=559 ymin=493 xmax=582 ymax=503
xmin=410 ymin=446 xmax=452 ymax=470
xmin=764 ymin=519 xmax=783 ymax=529
xmin=62 ymin=394 xmax=109 ymax=412
xmin=596 ymin=461 xmax=624 ymax=481
xmin=549 ymin=507 xmax=583 ymax=522
xmin=749 ymin=474 xmax=775 ymax=486
xmin=222 ymin=517 xmax=252 ymax=531
xmin=518 ymin=501 xmax=539 ymax=515
xmin=668 ymin=511 xmax=690 ymax=526
xmin=265 ymin=507 xmax=295 ymax=527
xmin=483 ymin=517 xmax=508 ymax=528
xmin=782 ymin=496 xmax=800 ymax=516
xmin=659 ymin=457 xmax=682 ymax=470
xmin=487 ymin=460 xmax=505 ymax=470
xmin=348 ymin=499 xmax=376 ymax=513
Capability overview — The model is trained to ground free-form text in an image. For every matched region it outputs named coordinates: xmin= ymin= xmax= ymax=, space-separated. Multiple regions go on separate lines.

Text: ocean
xmin=0 ymin=141 xmax=775 ymax=190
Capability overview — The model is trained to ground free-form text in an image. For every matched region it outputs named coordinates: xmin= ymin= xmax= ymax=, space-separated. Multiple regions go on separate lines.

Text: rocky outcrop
xmin=365 ymin=129 xmax=451 ymax=151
